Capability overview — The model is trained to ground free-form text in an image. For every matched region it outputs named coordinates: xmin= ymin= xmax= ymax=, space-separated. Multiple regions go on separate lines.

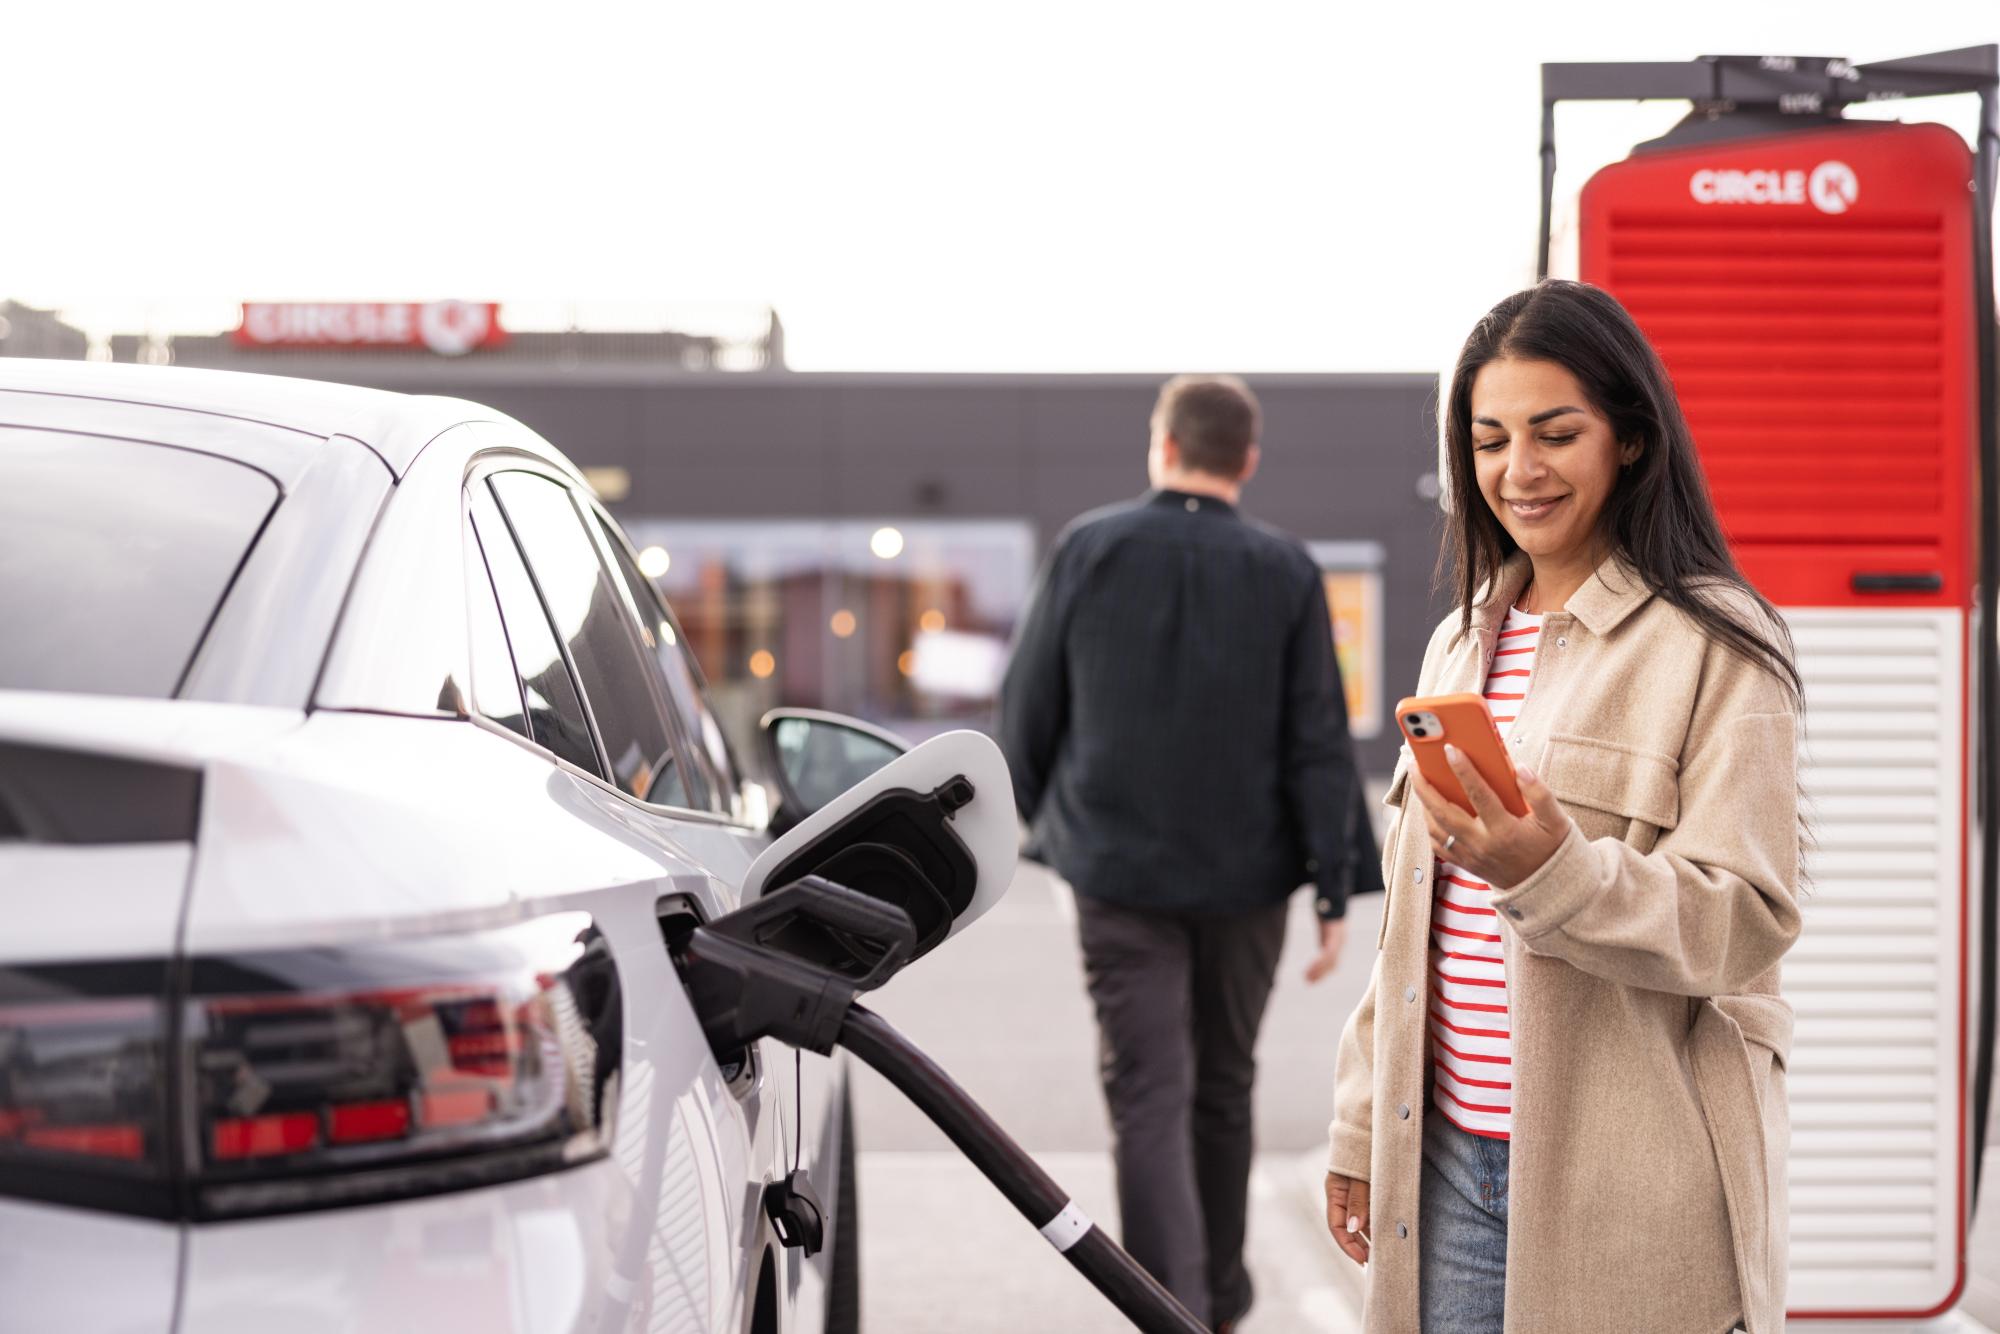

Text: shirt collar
xmin=1469 ymin=551 xmax=1652 ymax=638
xmin=1146 ymin=487 xmax=1239 ymax=516
xmin=1565 ymin=554 xmax=1654 ymax=636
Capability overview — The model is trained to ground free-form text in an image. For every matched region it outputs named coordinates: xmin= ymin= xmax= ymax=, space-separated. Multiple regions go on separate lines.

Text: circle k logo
xmin=1688 ymin=160 xmax=1860 ymax=215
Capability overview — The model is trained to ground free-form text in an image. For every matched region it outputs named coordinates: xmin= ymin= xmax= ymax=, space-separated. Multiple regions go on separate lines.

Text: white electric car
xmin=0 ymin=362 xmax=1016 ymax=1334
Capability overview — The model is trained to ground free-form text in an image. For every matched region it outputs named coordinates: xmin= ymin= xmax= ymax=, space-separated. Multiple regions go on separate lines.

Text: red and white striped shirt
xmin=1429 ymin=604 xmax=1542 ymax=1140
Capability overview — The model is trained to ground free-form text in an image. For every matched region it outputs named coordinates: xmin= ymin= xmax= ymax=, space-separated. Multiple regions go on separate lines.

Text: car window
xmin=462 ymin=514 xmax=532 ymax=742
xmin=468 ymin=492 xmax=601 ymax=775
xmin=0 ymin=431 xmax=278 ymax=699
xmin=489 ymin=472 xmax=695 ymax=807
xmin=586 ymin=511 xmax=738 ymax=814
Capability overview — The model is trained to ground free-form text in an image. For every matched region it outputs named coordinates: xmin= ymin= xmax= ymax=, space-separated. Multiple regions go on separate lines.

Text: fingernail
xmin=1347 ymin=1216 xmax=1360 ymax=1233
xmin=1517 ymin=763 xmax=1537 ymax=782
xmin=1444 ymin=743 xmax=1460 ymax=761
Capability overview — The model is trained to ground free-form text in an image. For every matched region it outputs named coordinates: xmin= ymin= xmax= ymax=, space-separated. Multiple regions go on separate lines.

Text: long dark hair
xmin=1440 ymin=280 xmax=1801 ymax=701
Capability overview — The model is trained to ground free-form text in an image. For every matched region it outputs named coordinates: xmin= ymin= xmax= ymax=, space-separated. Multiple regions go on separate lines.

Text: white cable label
xmin=1038 ymin=1200 xmax=1092 ymax=1253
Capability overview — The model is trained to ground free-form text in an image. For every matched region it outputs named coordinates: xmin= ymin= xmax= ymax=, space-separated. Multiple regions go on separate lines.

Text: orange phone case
xmin=1394 ymin=692 xmax=1529 ymax=819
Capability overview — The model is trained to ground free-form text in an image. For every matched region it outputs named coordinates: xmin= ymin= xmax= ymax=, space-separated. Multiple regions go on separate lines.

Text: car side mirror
xmin=759 ymin=708 xmax=910 ymax=835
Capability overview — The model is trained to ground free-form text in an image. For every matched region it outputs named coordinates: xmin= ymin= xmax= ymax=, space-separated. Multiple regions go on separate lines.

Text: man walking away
xmin=997 ymin=374 xmax=1363 ymax=1331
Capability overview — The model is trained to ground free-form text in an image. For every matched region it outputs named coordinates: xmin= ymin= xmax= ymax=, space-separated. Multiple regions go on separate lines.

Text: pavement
xmin=852 ymin=862 xmax=1378 ymax=1332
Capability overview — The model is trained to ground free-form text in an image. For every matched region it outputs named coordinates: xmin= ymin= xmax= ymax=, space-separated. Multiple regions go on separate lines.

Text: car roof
xmin=0 ymin=360 xmax=517 ymax=484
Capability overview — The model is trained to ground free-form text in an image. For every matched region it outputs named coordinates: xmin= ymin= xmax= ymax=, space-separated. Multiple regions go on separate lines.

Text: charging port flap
xmin=739 ymin=730 xmax=1017 ymax=966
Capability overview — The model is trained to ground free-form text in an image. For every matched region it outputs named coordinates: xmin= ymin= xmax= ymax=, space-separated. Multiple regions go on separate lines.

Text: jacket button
xmin=1396 ymin=1222 xmax=1409 ymax=1239
xmin=1404 ymin=985 xmax=1417 ymax=1003
xmin=1506 ymin=906 xmax=1524 ymax=920
xmin=1555 ymin=635 xmax=1568 ymax=648
xmin=1316 ymin=897 xmax=1333 ymax=914
xmin=1412 ymin=868 xmax=1424 ymax=885
xmin=1185 ymin=498 xmax=1199 ymax=512
xmin=1398 ymin=1103 xmax=1410 ymax=1120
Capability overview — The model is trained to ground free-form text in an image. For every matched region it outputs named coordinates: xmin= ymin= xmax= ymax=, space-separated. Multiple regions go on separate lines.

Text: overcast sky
xmin=8 ymin=2 xmax=1989 ymax=372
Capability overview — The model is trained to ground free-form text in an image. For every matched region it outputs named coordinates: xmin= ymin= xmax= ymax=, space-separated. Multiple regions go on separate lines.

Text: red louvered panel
xmin=1579 ymin=122 xmax=1978 ymax=607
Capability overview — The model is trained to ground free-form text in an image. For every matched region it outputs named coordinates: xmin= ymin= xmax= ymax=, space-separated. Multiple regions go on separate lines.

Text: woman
xmin=1323 ymin=280 xmax=1802 ymax=1334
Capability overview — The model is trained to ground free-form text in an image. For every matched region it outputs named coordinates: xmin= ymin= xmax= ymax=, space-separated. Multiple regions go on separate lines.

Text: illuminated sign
xmin=1310 ymin=541 xmax=1386 ymax=739
xmin=234 ymin=302 xmax=505 ymax=356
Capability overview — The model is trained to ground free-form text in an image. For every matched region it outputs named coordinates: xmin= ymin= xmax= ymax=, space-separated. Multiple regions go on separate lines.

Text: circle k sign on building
xmin=1687 ymin=160 xmax=1859 ymax=215
xmin=234 ymin=302 xmax=506 ymax=356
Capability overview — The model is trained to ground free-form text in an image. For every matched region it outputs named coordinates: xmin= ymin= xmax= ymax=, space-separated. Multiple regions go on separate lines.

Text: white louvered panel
xmin=1782 ymin=608 xmax=1965 ymax=1316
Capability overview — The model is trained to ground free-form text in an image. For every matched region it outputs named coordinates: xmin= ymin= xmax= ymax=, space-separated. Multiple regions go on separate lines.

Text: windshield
xmin=0 ymin=430 xmax=279 ymax=699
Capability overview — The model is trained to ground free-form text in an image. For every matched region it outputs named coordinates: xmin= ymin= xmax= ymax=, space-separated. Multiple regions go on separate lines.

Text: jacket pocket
xmin=1690 ymin=992 xmax=1794 ymax=1333
xmin=1541 ymin=733 xmax=1680 ymax=845
xmin=1714 ymin=992 xmax=1794 ymax=1122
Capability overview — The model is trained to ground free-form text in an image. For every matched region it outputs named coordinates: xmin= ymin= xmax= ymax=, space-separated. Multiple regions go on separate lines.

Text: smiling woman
xmin=1324 ymin=280 xmax=1806 ymax=1334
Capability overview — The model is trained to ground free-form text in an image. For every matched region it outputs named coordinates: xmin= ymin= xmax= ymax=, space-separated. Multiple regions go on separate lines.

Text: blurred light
xmin=749 ymin=650 xmax=776 ymax=679
xmin=870 ymin=527 xmax=905 ymax=560
xmin=896 ymin=650 xmax=915 ymax=677
xmin=830 ymin=609 xmax=857 ymax=638
xmin=638 ymin=546 xmax=671 ymax=578
xmin=908 ymin=629 xmax=1007 ymax=698
xmin=919 ymin=609 xmax=946 ymax=633
xmin=582 ymin=467 xmax=632 ymax=503
xmin=658 ymin=620 xmax=677 ymax=647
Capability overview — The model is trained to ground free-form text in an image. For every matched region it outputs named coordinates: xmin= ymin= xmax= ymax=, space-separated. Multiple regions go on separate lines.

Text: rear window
xmin=0 ymin=432 xmax=278 ymax=699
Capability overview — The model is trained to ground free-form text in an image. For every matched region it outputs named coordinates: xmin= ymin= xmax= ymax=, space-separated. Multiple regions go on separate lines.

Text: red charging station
xmin=1547 ymin=48 xmax=1998 ymax=1321
xmin=1583 ymin=121 xmax=1978 ymax=611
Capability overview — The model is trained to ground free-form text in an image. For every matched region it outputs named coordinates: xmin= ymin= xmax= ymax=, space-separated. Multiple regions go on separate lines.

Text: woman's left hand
xmin=1413 ymin=746 xmax=1573 ymax=891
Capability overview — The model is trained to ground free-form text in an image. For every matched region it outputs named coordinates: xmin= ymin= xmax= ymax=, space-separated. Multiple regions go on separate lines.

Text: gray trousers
xmin=1075 ymin=893 xmax=1290 ymax=1328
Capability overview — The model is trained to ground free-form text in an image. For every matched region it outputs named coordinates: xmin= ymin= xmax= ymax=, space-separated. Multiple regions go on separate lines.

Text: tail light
xmin=0 ymin=913 xmax=621 ymax=1219
xmin=0 ymin=960 xmax=174 ymax=1217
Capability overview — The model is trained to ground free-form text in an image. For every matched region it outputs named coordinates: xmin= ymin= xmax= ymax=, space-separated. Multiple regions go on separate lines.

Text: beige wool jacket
xmin=1328 ymin=554 xmax=1802 ymax=1334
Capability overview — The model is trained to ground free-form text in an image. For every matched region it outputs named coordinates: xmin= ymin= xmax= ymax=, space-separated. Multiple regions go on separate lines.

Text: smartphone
xmin=1394 ymin=692 xmax=1529 ymax=819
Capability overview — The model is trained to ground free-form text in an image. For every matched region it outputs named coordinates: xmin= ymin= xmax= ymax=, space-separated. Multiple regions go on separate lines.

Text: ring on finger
xmin=1443 ymin=834 xmax=1456 ymax=853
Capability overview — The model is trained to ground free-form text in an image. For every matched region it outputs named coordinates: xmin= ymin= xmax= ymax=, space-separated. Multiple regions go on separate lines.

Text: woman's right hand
xmin=1324 ymin=1172 xmax=1371 ymax=1265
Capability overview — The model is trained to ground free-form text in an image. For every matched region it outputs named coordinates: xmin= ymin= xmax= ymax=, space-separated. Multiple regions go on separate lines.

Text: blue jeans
xmin=1419 ymin=1108 xmax=1510 ymax=1333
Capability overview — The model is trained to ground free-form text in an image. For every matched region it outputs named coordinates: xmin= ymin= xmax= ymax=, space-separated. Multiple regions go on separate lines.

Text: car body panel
xmin=180 ymin=436 xmax=394 ymax=709
xmin=0 ymin=692 xmax=306 ymax=767
xmin=0 ymin=1198 xmax=180 ymax=1334
xmin=8 ymin=843 xmax=193 ymax=962
xmin=313 ymin=423 xmax=486 ymax=719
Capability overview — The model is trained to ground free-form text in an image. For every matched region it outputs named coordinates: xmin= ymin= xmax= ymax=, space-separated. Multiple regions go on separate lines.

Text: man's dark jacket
xmin=997 ymin=488 xmax=1369 ymax=920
